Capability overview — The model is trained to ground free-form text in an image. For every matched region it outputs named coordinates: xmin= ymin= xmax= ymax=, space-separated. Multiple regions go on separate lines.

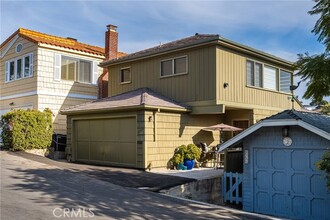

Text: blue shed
xmin=220 ymin=110 xmax=330 ymax=220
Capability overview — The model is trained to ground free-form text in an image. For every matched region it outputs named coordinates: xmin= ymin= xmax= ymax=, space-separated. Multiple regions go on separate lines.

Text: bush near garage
xmin=0 ymin=108 xmax=53 ymax=151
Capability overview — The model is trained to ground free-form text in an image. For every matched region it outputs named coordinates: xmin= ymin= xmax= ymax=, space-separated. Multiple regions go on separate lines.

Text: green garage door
xmin=74 ymin=117 xmax=137 ymax=167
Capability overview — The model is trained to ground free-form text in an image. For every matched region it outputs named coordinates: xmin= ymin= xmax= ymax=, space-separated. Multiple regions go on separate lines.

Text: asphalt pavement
xmin=0 ymin=151 xmax=282 ymax=220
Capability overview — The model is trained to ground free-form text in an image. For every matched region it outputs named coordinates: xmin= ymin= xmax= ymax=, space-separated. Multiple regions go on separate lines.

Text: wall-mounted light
xmin=148 ymin=116 xmax=154 ymax=122
xmin=9 ymin=102 xmax=14 ymax=106
xmin=223 ymin=82 xmax=229 ymax=89
xmin=282 ymin=126 xmax=289 ymax=137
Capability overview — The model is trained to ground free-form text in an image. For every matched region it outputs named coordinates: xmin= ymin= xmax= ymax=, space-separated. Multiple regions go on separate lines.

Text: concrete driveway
xmin=0 ymin=151 xmax=280 ymax=220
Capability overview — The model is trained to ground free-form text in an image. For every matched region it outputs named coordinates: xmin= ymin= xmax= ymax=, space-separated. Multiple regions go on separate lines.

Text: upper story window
xmin=54 ymin=54 xmax=98 ymax=84
xmin=246 ymin=60 xmax=262 ymax=87
xmin=120 ymin=67 xmax=131 ymax=83
xmin=5 ymin=53 xmax=33 ymax=82
xmin=61 ymin=56 xmax=92 ymax=83
xmin=160 ymin=56 xmax=187 ymax=77
xmin=16 ymin=44 xmax=23 ymax=53
xmin=280 ymin=70 xmax=291 ymax=93
xmin=246 ymin=60 xmax=292 ymax=93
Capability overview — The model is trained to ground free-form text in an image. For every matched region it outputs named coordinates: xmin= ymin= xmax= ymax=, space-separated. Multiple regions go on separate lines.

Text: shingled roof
xmin=265 ymin=109 xmax=330 ymax=133
xmin=100 ymin=34 xmax=219 ymax=66
xmin=100 ymin=33 xmax=293 ymax=67
xmin=218 ymin=109 xmax=330 ymax=151
xmin=1 ymin=28 xmax=126 ymax=57
xmin=61 ymin=88 xmax=190 ymax=114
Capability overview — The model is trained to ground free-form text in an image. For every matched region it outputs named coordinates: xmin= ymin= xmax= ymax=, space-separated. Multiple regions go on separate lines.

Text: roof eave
xmin=61 ymin=104 xmax=190 ymax=115
xmin=218 ymin=38 xmax=294 ymax=67
xmin=218 ymin=119 xmax=330 ymax=152
xmin=100 ymin=38 xmax=219 ymax=67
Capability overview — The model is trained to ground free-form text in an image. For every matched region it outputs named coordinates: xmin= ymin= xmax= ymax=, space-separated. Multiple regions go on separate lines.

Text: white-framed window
xmin=160 ymin=55 xmax=188 ymax=77
xmin=263 ymin=65 xmax=277 ymax=91
xmin=5 ymin=53 xmax=33 ymax=82
xmin=16 ymin=44 xmax=23 ymax=53
xmin=246 ymin=60 xmax=262 ymax=87
xmin=280 ymin=70 xmax=291 ymax=93
xmin=54 ymin=54 xmax=98 ymax=84
xmin=120 ymin=67 xmax=131 ymax=83
xmin=246 ymin=59 xmax=292 ymax=93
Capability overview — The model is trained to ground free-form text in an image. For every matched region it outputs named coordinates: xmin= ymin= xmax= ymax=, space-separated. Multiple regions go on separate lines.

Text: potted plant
xmin=169 ymin=145 xmax=187 ymax=170
xmin=184 ymin=144 xmax=202 ymax=170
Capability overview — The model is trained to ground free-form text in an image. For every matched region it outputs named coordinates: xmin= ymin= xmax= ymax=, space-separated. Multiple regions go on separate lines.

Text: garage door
xmin=74 ymin=117 xmax=137 ymax=167
xmin=254 ymin=148 xmax=330 ymax=220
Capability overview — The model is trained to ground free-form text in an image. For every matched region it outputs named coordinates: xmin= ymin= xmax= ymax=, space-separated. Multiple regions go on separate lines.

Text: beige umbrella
xmin=203 ymin=123 xmax=242 ymax=143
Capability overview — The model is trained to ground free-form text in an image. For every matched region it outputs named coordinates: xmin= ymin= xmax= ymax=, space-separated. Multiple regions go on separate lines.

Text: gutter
xmin=61 ymin=104 xmax=190 ymax=115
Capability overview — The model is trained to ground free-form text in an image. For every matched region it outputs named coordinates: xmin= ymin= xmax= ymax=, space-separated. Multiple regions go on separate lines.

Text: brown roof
xmin=101 ymin=34 xmax=219 ymax=66
xmin=61 ymin=88 xmax=190 ymax=114
xmin=100 ymin=33 xmax=294 ymax=67
xmin=1 ymin=28 xmax=126 ymax=57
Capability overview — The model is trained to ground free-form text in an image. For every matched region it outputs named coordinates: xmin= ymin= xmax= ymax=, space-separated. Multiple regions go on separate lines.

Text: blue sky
xmin=1 ymin=0 xmax=327 ymax=104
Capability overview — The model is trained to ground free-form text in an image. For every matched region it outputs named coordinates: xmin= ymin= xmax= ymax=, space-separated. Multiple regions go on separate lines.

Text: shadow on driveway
xmin=9 ymin=151 xmax=195 ymax=191
xmin=2 ymin=152 xmax=272 ymax=220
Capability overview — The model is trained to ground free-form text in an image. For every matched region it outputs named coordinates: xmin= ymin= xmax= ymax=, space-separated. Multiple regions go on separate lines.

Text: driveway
xmin=9 ymin=151 xmax=195 ymax=191
xmin=0 ymin=151 xmax=280 ymax=219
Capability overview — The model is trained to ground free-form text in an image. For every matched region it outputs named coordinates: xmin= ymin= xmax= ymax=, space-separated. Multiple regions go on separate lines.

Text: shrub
xmin=168 ymin=144 xmax=202 ymax=169
xmin=0 ymin=108 xmax=53 ymax=151
xmin=185 ymin=144 xmax=202 ymax=160
xmin=315 ymin=150 xmax=330 ymax=190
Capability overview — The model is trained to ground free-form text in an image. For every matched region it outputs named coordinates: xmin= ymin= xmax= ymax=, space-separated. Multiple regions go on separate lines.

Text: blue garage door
xmin=254 ymin=148 xmax=330 ymax=220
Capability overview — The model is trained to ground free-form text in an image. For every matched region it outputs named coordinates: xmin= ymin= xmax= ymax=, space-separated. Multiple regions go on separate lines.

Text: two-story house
xmin=62 ymin=25 xmax=300 ymax=169
xmin=0 ymin=27 xmax=124 ymax=136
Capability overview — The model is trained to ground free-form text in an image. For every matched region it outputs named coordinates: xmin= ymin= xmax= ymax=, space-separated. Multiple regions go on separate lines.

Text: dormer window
xmin=160 ymin=56 xmax=188 ymax=77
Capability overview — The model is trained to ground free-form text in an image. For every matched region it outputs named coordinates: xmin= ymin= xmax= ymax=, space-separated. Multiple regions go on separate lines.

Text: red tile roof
xmin=1 ymin=28 xmax=126 ymax=57
xmin=61 ymin=88 xmax=190 ymax=114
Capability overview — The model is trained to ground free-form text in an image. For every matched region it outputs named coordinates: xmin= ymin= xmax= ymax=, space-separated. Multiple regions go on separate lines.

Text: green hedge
xmin=0 ymin=108 xmax=53 ymax=151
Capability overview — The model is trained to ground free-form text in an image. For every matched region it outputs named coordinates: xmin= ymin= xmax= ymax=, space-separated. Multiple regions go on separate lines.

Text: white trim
xmin=0 ymin=90 xmax=97 ymax=101
xmin=0 ymin=35 xmax=19 ymax=58
xmin=5 ymin=52 xmax=33 ymax=82
xmin=0 ymin=91 xmax=37 ymax=100
xmin=218 ymin=119 xmax=330 ymax=151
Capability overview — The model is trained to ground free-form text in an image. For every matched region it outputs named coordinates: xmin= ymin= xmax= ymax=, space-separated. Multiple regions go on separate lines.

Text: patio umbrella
xmin=203 ymin=123 xmax=242 ymax=143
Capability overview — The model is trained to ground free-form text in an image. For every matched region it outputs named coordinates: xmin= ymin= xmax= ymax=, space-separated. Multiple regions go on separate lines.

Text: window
xmin=246 ymin=60 xmax=291 ymax=93
xmin=246 ymin=60 xmax=262 ymax=87
xmin=16 ymin=44 xmax=23 ymax=53
xmin=280 ymin=70 xmax=291 ymax=93
xmin=61 ymin=57 xmax=78 ymax=81
xmin=5 ymin=53 xmax=33 ymax=82
xmin=233 ymin=120 xmax=249 ymax=136
xmin=161 ymin=56 xmax=187 ymax=77
xmin=120 ymin=67 xmax=131 ymax=83
xmin=16 ymin=59 xmax=22 ymax=79
xmin=60 ymin=56 xmax=92 ymax=83
xmin=264 ymin=65 xmax=277 ymax=90
xmin=23 ymin=54 xmax=33 ymax=77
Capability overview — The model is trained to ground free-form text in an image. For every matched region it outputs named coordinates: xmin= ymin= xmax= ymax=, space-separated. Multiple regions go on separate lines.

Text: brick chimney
xmin=105 ymin=24 xmax=118 ymax=60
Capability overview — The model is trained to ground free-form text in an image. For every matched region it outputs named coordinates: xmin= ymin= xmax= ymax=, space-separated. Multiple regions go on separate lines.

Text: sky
xmin=1 ymin=0 xmax=327 ymax=105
